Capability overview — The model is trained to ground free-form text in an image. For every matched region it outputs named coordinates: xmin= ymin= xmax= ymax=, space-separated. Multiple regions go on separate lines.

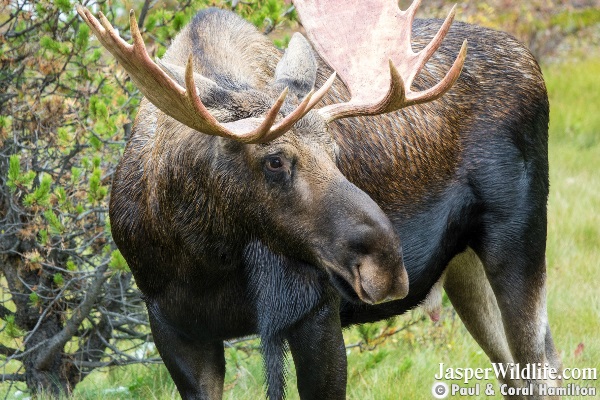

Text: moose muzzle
xmin=319 ymin=180 xmax=409 ymax=304
xmin=352 ymin=252 xmax=409 ymax=304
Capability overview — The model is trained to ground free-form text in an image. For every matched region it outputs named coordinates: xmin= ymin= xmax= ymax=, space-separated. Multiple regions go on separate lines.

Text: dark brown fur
xmin=109 ymin=8 xmax=559 ymax=400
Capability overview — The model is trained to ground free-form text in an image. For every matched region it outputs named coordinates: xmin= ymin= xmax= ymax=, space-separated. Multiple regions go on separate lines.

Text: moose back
xmin=78 ymin=1 xmax=561 ymax=399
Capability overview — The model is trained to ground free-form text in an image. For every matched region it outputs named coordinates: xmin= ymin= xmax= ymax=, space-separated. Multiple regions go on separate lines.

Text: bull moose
xmin=77 ymin=0 xmax=561 ymax=398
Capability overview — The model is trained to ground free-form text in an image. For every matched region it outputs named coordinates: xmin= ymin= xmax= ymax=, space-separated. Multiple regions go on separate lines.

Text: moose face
xmin=234 ymin=115 xmax=409 ymax=304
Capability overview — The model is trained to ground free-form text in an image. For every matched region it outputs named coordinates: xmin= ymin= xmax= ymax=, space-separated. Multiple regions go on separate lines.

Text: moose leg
xmin=544 ymin=327 xmax=562 ymax=383
xmin=285 ymin=294 xmax=347 ymax=400
xmin=473 ymin=218 xmax=561 ymax=399
xmin=443 ymin=248 xmax=524 ymax=399
xmin=148 ymin=308 xmax=225 ymax=400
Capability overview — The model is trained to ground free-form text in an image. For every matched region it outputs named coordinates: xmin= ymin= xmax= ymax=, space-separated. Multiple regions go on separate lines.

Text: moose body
xmin=79 ymin=2 xmax=561 ymax=399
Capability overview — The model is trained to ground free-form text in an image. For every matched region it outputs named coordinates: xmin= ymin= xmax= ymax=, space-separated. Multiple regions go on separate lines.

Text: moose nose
xmin=346 ymin=213 xmax=408 ymax=304
xmin=353 ymin=255 xmax=409 ymax=304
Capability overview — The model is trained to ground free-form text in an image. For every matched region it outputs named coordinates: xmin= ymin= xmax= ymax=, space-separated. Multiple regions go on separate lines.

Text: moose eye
xmin=266 ymin=156 xmax=284 ymax=171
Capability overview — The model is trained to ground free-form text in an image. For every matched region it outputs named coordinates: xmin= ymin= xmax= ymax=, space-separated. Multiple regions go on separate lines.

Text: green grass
xmin=543 ymin=58 xmax=600 ymax=399
xmin=5 ymin=58 xmax=599 ymax=400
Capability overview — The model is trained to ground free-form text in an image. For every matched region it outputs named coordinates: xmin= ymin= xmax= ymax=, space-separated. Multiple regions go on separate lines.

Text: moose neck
xmin=133 ymin=107 xmax=252 ymax=276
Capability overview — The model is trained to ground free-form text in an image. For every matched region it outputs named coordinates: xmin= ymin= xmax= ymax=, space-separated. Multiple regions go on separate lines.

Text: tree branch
xmin=137 ymin=0 xmax=154 ymax=30
xmin=0 ymin=344 xmax=18 ymax=357
xmin=1 ymin=373 xmax=26 ymax=382
xmin=34 ymin=264 xmax=109 ymax=370
xmin=74 ymin=358 xmax=163 ymax=369
xmin=68 ymin=272 xmax=137 ymax=382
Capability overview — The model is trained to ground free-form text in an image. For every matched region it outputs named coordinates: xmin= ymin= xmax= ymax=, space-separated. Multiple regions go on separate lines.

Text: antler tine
xmin=128 ymin=10 xmax=145 ymax=49
xmin=77 ymin=6 xmax=331 ymax=144
xmin=409 ymin=5 xmax=457 ymax=87
xmin=406 ymin=39 xmax=467 ymax=105
xmin=292 ymin=0 xmax=467 ymax=123
xmin=405 ymin=0 xmax=424 ymax=26
xmin=183 ymin=55 xmax=256 ymax=137
xmin=306 ymin=72 xmax=337 ymax=111
xmin=246 ymin=71 xmax=335 ymax=143
xmin=229 ymin=86 xmax=290 ymax=143
xmin=318 ymin=64 xmax=406 ymax=122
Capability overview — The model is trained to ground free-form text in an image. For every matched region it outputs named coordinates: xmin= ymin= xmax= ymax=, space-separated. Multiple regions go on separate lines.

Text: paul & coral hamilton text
xmin=434 ymin=362 xmax=598 ymax=397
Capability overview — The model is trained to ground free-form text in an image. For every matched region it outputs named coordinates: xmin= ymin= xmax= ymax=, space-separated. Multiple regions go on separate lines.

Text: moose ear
xmin=274 ymin=33 xmax=317 ymax=99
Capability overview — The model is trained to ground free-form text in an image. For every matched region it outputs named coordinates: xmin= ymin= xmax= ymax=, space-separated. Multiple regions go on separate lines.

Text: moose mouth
xmin=329 ymin=270 xmax=364 ymax=303
xmin=323 ymin=258 xmax=409 ymax=305
xmin=327 ymin=265 xmax=381 ymax=305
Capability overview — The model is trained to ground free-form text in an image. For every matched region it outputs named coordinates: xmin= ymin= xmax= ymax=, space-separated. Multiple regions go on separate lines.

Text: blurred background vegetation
xmin=1 ymin=0 xmax=599 ymax=399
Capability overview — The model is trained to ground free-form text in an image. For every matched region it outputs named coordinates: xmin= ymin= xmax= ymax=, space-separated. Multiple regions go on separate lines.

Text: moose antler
xmin=76 ymin=5 xmax=335 ymax=144
xmin=292 ymin=0 xmax=468 ymax=122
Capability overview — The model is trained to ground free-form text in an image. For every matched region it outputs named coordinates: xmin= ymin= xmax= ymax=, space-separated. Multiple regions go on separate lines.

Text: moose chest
xmin=146 ymin=265 xmax=258 ymax=341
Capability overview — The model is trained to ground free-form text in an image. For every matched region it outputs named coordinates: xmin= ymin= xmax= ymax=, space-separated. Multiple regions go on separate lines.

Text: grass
xmin=543 ymin=58 xmax=600 ymax=399
xmin=3 ymin=58 xmax=599 ymax=400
